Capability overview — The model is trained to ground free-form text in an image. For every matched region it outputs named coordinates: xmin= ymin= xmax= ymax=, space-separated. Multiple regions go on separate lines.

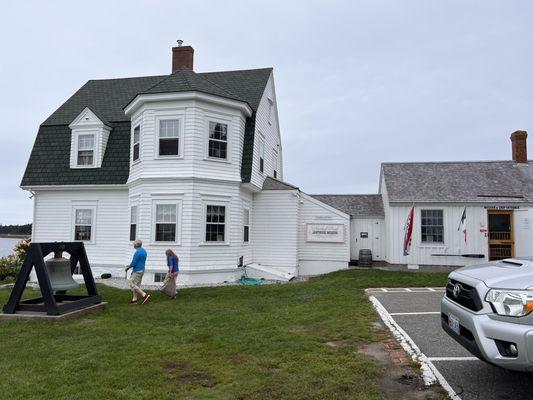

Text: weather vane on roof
xmin=177 ymin=39 xmax=183 ymax=47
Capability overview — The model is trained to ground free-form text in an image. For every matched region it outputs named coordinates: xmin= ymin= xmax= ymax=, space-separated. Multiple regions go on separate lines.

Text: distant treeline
xmin=0 ymin=224 xmax=32 ymax=236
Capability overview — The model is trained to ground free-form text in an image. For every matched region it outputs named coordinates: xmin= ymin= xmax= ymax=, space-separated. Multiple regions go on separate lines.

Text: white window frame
xmin=129 ymin=204 xmax=138 ymax=242
xmin=155 ymin=116 xmax=183 ymax=159
xmin=75 ymin=132 xmax=96 ymax=168
xmin=153 ymin=272 xmax=166 ymax=283
xmin=272 ymin=148 xmax=278 ymax=179
xmin=200 ymin=197 xmax=230 ymax=245
xmin=151 ymin=198 xmax=182 ymax=245
xmin=420 ymin=208 xmax=445 ymax=245
xmin=71 ymin=204 xmax=97 ymax=244
xmin=243 ymin=207 xmax=250 ymax=244
xmin=132 ymin=124 xmax=141 ymax=164
xmin=205 ymin=117 xmax=231 ymax=163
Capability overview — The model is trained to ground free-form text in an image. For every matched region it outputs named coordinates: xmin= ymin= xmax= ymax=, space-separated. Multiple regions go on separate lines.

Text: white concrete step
xmin=244 ymin=263 xmax=295 ymax=282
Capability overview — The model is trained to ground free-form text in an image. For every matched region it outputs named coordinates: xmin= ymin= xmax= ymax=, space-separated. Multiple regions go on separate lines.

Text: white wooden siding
xmin=386 ymin=204 xmax=489 ymax=266
xmin=298 ymin=193 xmax=350 ymax=265
xmin=513 ymin=209 xmax=533 ymax=258
xmin=350 ymin=218 xmax=385 ymax=260
xmin=252 ymin=190 xmax=299 ymax=270
xmin=32 ymin=189 xmax=129 ymax=267
xmin=128 ymin=99 xmax=246 ymax=184
xmin=250 ymin=73 xmax=283 ymax=188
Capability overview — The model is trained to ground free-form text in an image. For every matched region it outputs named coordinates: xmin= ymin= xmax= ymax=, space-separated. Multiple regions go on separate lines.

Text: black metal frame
xmin=2 ymin=242 xmax=101 ymax=315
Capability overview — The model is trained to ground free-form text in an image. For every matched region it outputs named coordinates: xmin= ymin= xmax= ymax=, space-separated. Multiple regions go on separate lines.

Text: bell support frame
xmin=2 ymin=242 xmax=101 ymax=315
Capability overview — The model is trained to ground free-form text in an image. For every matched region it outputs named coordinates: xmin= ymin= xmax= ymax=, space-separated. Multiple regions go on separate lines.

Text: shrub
xmin=0 ymin=254 xmax=21 ymax=282
xmin=13 ymin=236 xmax=31 ymax=264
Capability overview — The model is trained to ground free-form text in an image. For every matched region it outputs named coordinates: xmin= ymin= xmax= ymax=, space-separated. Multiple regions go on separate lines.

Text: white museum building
xmin=21 ymin=44 xmax=350 ymax=284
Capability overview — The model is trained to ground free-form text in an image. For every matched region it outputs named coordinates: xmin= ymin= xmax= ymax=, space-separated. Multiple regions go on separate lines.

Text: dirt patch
xmin=163 ymin=362 xmax=217 ymax=388
xmin=177 ymin=373 xmax=216 ymax=387
xmin=359 ymin=341 xmax=445 ymax=400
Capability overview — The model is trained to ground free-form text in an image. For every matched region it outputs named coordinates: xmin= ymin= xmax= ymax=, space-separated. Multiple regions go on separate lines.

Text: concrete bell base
xmin=0 ymin=302 xmax=107 ymax=321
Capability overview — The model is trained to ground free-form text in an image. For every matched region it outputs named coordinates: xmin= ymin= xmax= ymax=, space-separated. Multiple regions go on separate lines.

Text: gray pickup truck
xmin=441 ymin=257 xmax=533 ymax=371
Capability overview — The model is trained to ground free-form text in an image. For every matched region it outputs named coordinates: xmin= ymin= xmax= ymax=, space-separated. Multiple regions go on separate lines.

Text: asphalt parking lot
xmin=367 ymin=288 xmax=533 ymax=400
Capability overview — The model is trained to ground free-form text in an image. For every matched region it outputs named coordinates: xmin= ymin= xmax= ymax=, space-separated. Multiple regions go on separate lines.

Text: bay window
xmin=208 ymin=122 xmax=228 ymax=159
xmin=133 ymin=125 xmax=140 ymax=162
xmin=158 ymin=119 xmax=180 ymax=156
xmin=206 ymin=205 xmax=226 ymax=242
xmin=155 ymin=204 xmax=177 ymax=242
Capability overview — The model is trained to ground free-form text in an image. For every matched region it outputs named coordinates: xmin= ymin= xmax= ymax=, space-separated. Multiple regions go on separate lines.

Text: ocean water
xmin=0 ymin=238 xmax=21 ymax=258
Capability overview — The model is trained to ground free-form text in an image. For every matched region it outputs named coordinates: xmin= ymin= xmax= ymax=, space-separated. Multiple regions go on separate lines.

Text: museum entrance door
xmin=488 ymin=210 xmax=514 ymax=260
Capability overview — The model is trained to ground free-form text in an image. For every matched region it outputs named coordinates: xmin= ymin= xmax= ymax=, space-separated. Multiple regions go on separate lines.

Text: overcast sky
xmin=1 ymin=0 xmax=532 ymax=224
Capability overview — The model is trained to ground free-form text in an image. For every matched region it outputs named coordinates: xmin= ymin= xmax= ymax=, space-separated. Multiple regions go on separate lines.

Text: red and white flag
xmin=403 ymin=206 xmax=414 ymax=256
xmin=458 ymin=207 xmax=467 ymax=244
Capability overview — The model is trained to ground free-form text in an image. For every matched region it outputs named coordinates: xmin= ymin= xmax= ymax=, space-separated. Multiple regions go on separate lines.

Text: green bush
xmin=0 ymin=254 xmax=21 ymax=282
xmin=13 ymin=237 xmax=31 ymax=264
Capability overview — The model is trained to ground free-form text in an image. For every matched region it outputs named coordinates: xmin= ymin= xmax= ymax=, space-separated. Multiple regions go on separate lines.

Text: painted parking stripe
xmin=369 ymin=295 xmax=462 ymax=400
xmin=389 ymin=311 xmax=441 ymax=316
xmin=428 ymin=357 xmax=479 ymax=362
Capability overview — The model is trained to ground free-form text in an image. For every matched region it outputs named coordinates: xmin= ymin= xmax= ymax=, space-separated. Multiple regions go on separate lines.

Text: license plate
xmin=448 ymin=313 xmax=460 ymax=335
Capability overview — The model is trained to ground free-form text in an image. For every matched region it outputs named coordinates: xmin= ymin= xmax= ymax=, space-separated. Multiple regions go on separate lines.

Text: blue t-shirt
xmin=130 ymin=248 xmax=147 ymax=272
xmin=168 ymin=255 xmax=179 ymax=273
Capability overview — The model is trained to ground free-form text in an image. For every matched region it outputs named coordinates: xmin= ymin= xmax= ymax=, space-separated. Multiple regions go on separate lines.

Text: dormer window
xmin=77 ymin=134 xmax=95 ymax=167
xmin=133 ymin=125 xmax=140 ymax=162
xmin=208 ymin=122 xmax=228 ymax=159
xmin=158 ymin=119 xmax=180 ymax=156
xmin=69 ymin=107 xmax=111 ymax=169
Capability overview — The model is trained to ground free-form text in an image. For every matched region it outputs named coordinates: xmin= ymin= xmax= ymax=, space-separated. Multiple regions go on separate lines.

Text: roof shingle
xmin=23 ymin=68 xmax=273 ymax=186
xmin=311 ymin=194 xmax=384 ymax=217
xmin=382 ymin=161 xmax=533 ymax=203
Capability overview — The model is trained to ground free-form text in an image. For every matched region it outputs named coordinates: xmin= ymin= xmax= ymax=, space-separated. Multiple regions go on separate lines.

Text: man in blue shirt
xmin=125 ymin=240 xmax=150 ymax=304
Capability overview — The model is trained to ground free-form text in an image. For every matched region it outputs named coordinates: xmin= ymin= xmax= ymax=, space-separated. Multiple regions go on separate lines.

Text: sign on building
xmin=306 ymin=224 xmax=345 ymax=243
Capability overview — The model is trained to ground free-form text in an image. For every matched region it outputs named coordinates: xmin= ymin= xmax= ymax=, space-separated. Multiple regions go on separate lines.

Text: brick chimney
xmin=172 ymin=41 xmax=194 ymax=72
xmin=511 ymin=130 xmax=528 ymax=163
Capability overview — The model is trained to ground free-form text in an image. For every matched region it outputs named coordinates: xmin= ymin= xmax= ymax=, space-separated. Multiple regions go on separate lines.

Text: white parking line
xmin=365 ymin=288 xmax=446 ymax=293
xmin=390 ymin=311 xmax=441 ymax=316
xmin=369 ymin=295 xmax=462 ymax=400
xmin=428 ymin=357 xmax=479 ymax=362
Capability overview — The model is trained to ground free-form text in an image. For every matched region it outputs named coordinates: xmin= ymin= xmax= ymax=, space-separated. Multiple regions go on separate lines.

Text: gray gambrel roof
xmin=381 ymin=161 xmax=533 ymax=203
xmin=22 ymin=68 xmax=273 ymax=187
xmin=311 ymin=194 xmax=384 ymax=218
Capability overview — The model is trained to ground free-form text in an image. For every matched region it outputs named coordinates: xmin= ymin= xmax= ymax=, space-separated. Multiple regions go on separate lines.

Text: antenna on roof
xmin=176 ymin=39 xmax=183 ymax=47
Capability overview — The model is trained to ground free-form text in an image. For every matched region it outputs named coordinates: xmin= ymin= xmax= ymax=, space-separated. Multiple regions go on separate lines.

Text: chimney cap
xmin=176 ymin=39 xmax=183 ymax=47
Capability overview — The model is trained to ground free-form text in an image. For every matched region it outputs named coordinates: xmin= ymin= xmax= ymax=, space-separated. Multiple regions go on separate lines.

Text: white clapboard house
xmin=21 ymin=44 xmax=350 ymax=284
xmin=316 ymin=131 xmax=533 ymax=268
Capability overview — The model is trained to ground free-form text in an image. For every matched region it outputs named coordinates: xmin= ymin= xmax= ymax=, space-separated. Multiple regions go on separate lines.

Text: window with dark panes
xmin=155 ymin=204 xmax=177 ymax=242
xmin=206 ymin=205 xmax=226 ymax=242
xmin=133 ymin=126 xmax=140 ymax=161
xmin=208 ymin=122 xmax=228 ymax=159
xmin=77 ymin=134 xmax=95 ymax=166
xmin=74 ymin=209 xmax=93 ymax=241
xmin=243 ymin=209 xmax=250 ymax=243
xmin=421 ymin=209 xmax=444 ymax=243
xmin=159 ymin=119 xmax=179 ymax=156
xmin=259 ymin=138 xmax=265 ymax=173
xmin=130 ymin=205 xmax=138 ymax=241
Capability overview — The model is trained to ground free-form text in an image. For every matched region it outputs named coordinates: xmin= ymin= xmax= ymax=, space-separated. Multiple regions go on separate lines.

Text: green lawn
xmin=0 ymin=269 xmax=448 ymax=400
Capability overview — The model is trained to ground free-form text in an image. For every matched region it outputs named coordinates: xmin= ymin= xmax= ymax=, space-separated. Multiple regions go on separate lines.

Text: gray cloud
xmin=1 ymin=0 xmax=532 ymax=223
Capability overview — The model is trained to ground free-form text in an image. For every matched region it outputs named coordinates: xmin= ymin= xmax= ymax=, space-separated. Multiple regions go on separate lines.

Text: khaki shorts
xmin=129 ymin=271 xmax=144 ymax=290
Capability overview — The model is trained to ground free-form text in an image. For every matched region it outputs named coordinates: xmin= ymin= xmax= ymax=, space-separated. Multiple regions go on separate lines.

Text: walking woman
xmin=161 ymin=249 xmax=179 ymax=299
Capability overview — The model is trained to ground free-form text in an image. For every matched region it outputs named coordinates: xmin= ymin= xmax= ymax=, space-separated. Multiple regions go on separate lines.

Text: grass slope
xmin=0 ymin=269 xmax=448 ymax=400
